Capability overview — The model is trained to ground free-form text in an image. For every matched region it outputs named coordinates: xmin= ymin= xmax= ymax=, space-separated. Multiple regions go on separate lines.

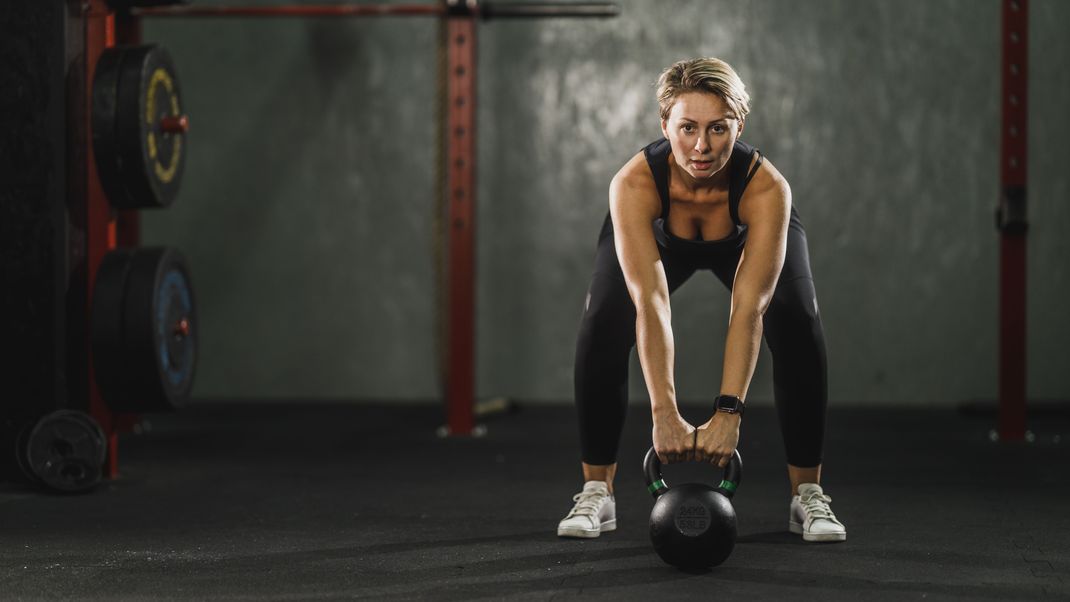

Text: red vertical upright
xmin=997 ymin=0 xmax=1028 ymax=441
xmin=445 ymin=4 xmax=477 ymax=435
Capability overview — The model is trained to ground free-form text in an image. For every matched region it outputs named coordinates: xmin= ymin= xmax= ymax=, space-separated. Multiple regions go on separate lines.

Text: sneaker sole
xmin=557 ymin=518 xmax=616 ymax=539
xmin=789 ymin=520 xmax=846 ymax=542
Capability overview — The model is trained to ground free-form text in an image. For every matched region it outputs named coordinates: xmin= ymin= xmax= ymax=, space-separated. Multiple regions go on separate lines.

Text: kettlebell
xmin=643 ymin=446 xmax=742 ymax=570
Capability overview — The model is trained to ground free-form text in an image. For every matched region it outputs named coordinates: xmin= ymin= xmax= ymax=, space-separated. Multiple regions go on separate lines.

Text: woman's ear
xmin=660 ymin=118 xmax=669 ymax=140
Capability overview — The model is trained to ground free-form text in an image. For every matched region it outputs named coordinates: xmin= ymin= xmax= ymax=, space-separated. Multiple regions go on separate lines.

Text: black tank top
xmin=642 ymin=138 xmax=763 ymax=246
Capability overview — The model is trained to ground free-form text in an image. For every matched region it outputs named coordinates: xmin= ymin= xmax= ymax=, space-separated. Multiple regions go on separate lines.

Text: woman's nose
xmin=693 ymin=134 xmax=709 ymax=153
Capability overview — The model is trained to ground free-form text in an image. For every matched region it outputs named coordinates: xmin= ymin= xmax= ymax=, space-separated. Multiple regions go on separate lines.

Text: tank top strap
xmin=728 ymin=140 xmax=763 ymax=226
xmin=641 ymin=138 xmax=673 ymax=221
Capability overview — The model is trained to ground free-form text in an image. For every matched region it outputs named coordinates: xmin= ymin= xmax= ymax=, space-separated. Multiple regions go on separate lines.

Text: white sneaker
xmin=556 ymin=481 xmax=616 ymax=538
xmin=789 ymin=483 xmax=847 ymax=542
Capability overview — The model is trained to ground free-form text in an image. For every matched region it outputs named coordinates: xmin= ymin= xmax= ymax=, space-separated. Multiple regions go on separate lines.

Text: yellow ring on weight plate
xmin=145 ymin=67 xmax=182 ymax=184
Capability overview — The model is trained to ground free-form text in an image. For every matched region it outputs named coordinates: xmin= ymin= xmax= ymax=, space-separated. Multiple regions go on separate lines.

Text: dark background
xmin=139 ymin=0 xmax=1070 ymax=406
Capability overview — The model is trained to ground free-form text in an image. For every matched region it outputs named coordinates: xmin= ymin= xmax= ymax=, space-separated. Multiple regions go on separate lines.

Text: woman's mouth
xmin=691 ymin=160 xmax=713 ymax=171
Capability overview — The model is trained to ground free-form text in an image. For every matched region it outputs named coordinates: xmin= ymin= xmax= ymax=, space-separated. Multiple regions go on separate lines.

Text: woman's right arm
xmin=608 ymin=161 xmax=695 ymax=463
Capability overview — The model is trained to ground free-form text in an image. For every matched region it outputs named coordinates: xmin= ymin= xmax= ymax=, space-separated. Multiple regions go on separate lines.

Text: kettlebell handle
xmin=643 ymin=446 xmax=742 ymax=500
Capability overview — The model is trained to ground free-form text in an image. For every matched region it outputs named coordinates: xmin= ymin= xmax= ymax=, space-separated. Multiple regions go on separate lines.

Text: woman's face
xmin=661 ymin=91 xmax=743 ymax=182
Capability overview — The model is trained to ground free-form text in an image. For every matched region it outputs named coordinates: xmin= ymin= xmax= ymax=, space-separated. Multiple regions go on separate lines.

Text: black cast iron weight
xmin=643 ymin=446 xmax=743 ymax=570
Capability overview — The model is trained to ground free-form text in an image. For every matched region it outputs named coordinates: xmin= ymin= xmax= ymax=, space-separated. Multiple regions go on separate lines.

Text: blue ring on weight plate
xmin=155 ymin=267 xmax=195 ymax=388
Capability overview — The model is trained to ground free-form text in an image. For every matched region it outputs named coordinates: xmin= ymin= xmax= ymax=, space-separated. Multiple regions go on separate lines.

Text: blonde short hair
xmin=656 ymin=58 xmax=751 ymax=122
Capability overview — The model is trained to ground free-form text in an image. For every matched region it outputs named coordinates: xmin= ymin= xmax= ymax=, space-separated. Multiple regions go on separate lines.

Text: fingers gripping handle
xmin=642 ymin=447 xmax=743 ymax=499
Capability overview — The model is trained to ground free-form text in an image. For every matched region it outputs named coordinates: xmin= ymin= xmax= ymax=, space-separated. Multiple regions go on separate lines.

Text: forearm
xmin=635 ymin=305 xmax=679 ymax=419
xmin=719 ymin=305 xmax=764 ymax=401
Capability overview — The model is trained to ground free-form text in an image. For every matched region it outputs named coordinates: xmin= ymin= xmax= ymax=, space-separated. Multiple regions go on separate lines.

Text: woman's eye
xmin=712 ymin=125 xmax=725 ymax=134
xmin=682 ymin=125 xmax=695 ymax=133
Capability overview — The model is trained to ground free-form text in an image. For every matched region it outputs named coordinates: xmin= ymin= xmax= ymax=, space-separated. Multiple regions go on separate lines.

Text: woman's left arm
xmin=695 ymin=160 xmax=791 ymax=467
xmin=720 ymin=162 xmax=791 ymax=401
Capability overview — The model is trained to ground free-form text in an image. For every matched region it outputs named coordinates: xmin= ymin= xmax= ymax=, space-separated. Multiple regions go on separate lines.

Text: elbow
xmin=633 ymin=290 xmax=671 ymax=320
xmin=731 ymin=294 xmax=772 ymax=321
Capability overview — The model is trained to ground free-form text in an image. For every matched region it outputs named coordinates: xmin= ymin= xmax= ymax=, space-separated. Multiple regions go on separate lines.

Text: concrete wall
xmin=141 ymin=0 xmax=1070 ymax=406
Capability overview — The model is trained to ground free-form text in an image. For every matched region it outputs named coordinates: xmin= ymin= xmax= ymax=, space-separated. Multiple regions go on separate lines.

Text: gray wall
xmin=142 ymin=0 xmax=1070 ymax=406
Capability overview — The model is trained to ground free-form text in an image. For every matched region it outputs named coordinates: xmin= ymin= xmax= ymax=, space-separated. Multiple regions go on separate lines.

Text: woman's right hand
xmin=652 ymin=412 xmax=696 ymax=464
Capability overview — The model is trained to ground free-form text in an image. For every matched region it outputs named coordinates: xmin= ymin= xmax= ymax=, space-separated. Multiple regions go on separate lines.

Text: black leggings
xmin=574 ymin=212 xmax=828 ymax=467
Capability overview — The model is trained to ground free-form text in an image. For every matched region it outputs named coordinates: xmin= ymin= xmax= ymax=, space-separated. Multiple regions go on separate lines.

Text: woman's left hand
xmin=694 ymin=413 xmax=741 ymax=468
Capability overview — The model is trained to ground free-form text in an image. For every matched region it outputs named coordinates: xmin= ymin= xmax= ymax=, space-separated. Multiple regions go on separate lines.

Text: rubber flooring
xmin=1 ymin=402 xmax=1067 ymax=600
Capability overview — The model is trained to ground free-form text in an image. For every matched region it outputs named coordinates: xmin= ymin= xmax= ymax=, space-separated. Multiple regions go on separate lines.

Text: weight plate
xmin=91 ymin=248 xmax=136 ymax=408
xmin=126 ymin=248 xmax=197 ymax=409
xmin=47 ymin=410 xmax=108 ymax=466
xmin=120 ymin=45 xmax=186 ymax=209
xmin=25 ymin=411 xmax=107 ymax=493
xmin=93 ymin=44 xmax=187 ymax=209
xmin=93 ymin=247 xmax=197 ymax=412
xmin=91 ymin=46 xmax=126 ymax=210
xmin=38 ymin=458 xmax=101 ymax=494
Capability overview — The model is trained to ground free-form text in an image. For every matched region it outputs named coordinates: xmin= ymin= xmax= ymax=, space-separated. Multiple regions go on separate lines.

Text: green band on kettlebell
xmin=647 ymin=479 xmax=666 ymax=494
xmin=718 ymin=479 xmax=737 ymax=493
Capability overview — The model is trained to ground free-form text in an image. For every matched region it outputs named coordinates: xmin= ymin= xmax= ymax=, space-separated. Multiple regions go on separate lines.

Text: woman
xmin=557 ymin=58 xmax=846 ymax=543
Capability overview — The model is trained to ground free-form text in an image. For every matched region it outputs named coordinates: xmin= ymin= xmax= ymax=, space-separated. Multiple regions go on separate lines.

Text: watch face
xmin=717 ymin=395 xmax=742 ymax=412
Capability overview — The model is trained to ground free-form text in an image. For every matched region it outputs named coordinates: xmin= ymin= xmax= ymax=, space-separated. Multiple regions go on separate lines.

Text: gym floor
xmin=1 ymin=403 xmax=1066 ymax=600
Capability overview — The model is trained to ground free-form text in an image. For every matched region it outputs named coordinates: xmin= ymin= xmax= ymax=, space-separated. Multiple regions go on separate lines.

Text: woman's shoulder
xmin=733 ymin=139 xmax=788 ymax=190
xmin=736 ymin=153 xmax=791 ymax=225
xmin=610 ymin=151 xmax=657 ymax=198
xmin=612 ymin=138 xmax=669 ymax=185
xmin=609 ymin=151 xmax=660 ymax=222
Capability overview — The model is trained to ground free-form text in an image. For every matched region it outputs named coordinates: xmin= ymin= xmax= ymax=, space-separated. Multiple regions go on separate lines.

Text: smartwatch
xmin=715 ymin=394 xmax=745 ymax=417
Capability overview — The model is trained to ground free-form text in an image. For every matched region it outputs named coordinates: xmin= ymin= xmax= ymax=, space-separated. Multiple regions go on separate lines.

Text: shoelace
xmin=799 ymin=491 xmax=840 ymax=523
xmin=566 ymin=491 xmax=605 ymax=518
